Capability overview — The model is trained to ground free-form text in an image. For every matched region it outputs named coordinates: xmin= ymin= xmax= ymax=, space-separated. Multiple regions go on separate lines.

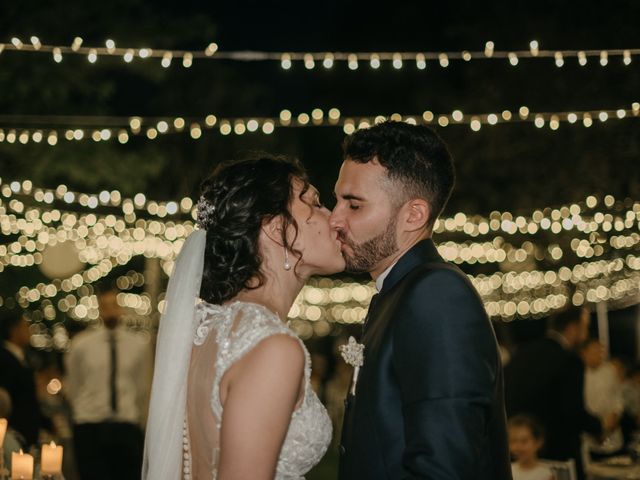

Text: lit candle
xmin=0 ymin=418 xmax=7 ymax=447
xmin=11 ymin=449 xmax=33 ymax=480
xmin=41 ymin=441 xmax=64 ymax=476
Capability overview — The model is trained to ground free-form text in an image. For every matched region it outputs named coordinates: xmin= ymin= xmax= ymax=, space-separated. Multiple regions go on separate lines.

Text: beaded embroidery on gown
xmin=183 ymin=301 xmax=332 ymax=480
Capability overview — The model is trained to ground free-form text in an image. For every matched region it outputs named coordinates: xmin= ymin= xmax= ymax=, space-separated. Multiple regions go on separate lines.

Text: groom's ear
xmin=402 ymin=199 xmax=430 ymax=232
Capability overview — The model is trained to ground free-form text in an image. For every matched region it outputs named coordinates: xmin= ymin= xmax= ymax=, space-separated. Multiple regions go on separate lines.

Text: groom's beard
xmin=340 ymin=215 xmax=398 ymax=274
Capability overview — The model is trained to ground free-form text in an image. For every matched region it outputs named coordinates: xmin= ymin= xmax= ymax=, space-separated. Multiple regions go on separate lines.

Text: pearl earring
xmin=284 ymin=247 xmax=292 ymax=271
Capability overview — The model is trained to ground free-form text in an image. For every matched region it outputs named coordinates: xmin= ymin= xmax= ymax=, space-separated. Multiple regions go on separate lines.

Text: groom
xmin=331 ymin=121 xmax=512 ymax=479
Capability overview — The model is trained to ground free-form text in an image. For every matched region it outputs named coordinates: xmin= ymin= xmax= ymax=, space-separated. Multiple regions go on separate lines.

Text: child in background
xmin=509 ymin=415 xmax=554 ymax=480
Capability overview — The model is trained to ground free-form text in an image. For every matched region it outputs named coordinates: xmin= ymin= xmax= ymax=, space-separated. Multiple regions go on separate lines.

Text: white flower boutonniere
xmin=339 ymin=336 xmax=365 ymax=395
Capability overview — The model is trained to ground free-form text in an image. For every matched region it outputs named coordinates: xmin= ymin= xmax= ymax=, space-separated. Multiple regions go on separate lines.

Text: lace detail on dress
xmin=193 ymin=302 xmax=227 ymax=346
xmin=186 ymin=301 xmax=332 ymax=480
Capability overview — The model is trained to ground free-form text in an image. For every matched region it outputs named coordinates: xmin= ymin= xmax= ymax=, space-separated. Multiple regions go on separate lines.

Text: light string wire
xmin=1 ymin=103 xmax=639 ymax=146
xmin=1 ymin=37 xmax=638 ymax=69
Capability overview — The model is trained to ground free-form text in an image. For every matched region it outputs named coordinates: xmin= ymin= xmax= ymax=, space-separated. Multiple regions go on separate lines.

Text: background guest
xmin=580 ymin=338 xmax=624 ymax=455
xmin=508 ymin=415 xmax=554 ymax=480
xmin=64 ymin=286 xmax=152 ymax=480
xmin=505 ymin=307 xmax=614 ymax=479
xmin=0 ymin=309 xmax=51 ymax=448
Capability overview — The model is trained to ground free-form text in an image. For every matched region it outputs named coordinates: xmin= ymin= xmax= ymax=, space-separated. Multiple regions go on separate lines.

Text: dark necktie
xmin=109 ymin=331 xmax=118 ymax=414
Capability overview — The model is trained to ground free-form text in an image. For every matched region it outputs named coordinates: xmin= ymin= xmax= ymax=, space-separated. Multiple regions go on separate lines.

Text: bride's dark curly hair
xmin=198 ymin=153 xmax=309 ymax=305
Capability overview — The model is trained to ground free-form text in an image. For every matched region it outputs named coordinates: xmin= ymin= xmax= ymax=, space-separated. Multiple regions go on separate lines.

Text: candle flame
xmin=50 ymin=441 xmax=57 ymax=448
xmin=18 ymin=448 xmax=23 ymax=454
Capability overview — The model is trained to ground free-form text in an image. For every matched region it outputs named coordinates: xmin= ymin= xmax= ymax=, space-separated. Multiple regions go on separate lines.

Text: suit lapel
xmin=379 ymin=239 xmax=443 ymax=295
xmin=361 ymin=239 xmax=444 ymax=354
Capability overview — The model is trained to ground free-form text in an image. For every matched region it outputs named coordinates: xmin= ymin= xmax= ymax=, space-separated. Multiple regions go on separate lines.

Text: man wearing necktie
xmin=65 ymin=286 xmax=152 ymax=480
xmin=331 ymin=121 xmax=512 ymax=480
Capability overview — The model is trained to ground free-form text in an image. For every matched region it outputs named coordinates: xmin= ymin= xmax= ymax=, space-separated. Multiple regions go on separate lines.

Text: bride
xmin=142 ymin=154 xmax=345 ymax=479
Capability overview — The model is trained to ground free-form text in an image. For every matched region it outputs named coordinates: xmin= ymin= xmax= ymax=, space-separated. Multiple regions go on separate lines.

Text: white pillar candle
xmin=0 ymin=418 xmax=7 ymax=447
xmin=11 ymin=449 xmax=34 ymax=480
xmin=41 ymin=441 xmax=64 ymax=476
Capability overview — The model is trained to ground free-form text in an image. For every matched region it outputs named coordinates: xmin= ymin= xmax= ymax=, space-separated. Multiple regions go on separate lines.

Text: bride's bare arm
xmin=217 ymin=334 xmax=305 ymax=480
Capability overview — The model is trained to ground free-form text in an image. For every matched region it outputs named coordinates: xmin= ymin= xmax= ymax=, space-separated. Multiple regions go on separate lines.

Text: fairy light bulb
xmin=484 ymin=41 xmax=494 ymax=57
xmin=578 ymin=51 xmax=587 ymax=66
xmin=281 ymin=53 xmax=292 ymax=70
xmin=322 ymin=53 xmax=334 ymax=69
xmin=370 ymin=53 xmax=380 ymax=69
xmin=348 ymin=54 xmax=358 ymax=70
xmin=161 ymin=52 xmax=172 ymax=68
xmin=392 ymin=53 xmax=403 ymax=69
xmin=204 ymin=43 xmax=218 ymax=56
xmin=304 ymin=53 xmax=315 ymax=69
xmin=71 ymin=37 xmax=83 ymax=51
xmin=600 ymin=51 xmax=609 ymax=66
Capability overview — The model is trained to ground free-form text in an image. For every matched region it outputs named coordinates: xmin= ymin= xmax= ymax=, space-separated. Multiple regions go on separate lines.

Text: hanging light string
xmin=0 ymin=103 xmax=639 ymax=145
xmin=3 ymin=184 xmax=639 ymax=310
xmin=8 ymin=258 xmax=640 ymax=350
xmin=2 ymin=178 xmax=638 ymax=238
xmin=3 ymin=233 xmax=638 ymax=325
xmin=8 ymin=257 xmax=640 ymax=350
xmin=2 ymin=178 xmax=639 ymax=280
xmin=2 ymin=37 xmax=638 ymax=68
xmin=1 ymin=184 xmax=638 ymax=313
xmin=2 ymin=204 xmax=638 ymax=272
xmin=1 ymin=204 xmax=637 ymax=343
xmin=1 ymin=179 xmax=638 ymax=331
xmin=2 ymin=36 xmax=219 ymax=67
xmin=3 ymin=189 xmax=637 ymax=271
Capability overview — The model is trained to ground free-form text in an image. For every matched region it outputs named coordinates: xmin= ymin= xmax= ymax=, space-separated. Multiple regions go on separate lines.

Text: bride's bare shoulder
xmin=234 ymin=333 xmax=304 ymax=378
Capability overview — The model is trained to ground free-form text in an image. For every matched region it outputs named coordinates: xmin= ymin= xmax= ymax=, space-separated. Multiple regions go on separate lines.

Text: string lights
xmin=2 ymin=37 xmax=638 ymax=70
xmin=2 ymin=179 xmax=638 ymax=277
xmin=1 ymin=179 xmax=638 ymax=344
xmin=0 ymin=179 xmax=196 ymax=222
xmin=0 ymin=103 xmax=639 ymax=145
xmin=2 ymin=178 xmax=638 ymax=240
xmin=2 ymin=207 xmax=637 ymax=275
xmin=1 ymin=36 xmax=219 ymax=67
xmin=2 ymin=35 xmax=638 ymax=343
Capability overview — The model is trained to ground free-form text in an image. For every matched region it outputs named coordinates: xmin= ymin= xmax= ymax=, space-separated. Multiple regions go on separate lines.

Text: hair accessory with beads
xmin=196 ymin=195 xmax=216 ymax=229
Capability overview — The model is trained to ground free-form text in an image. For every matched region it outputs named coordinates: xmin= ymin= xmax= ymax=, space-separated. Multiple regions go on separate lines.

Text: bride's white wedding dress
xmin=183 ymin=300 xmax=332 ymax=480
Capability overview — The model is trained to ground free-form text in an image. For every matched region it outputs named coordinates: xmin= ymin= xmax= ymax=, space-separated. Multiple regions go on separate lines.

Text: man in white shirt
xmin=65 ymin=287 xmax=152 ymax=480
xmin=581 ymin=338 xmax=624 ymax=454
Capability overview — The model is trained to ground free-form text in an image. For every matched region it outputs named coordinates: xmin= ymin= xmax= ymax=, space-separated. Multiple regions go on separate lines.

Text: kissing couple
xmin=142 ymin=121 xmax=512 ymax=480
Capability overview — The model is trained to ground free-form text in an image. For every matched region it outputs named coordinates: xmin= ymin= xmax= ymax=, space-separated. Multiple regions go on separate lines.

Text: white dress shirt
xmin=511 ymin=463 xmax=553 ymax=480
xmin=64 ymin=326 xmax=152 ymax=426
xmin=584 ymin=362 xmax=624 ymax=452
xmin=375 ymin=261 xmax=397 ymax=292
xmin=585 ymin=362 xmax=624 ymax=418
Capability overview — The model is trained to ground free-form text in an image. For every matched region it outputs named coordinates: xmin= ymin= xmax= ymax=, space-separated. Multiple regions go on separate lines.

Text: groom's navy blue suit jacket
xmin=338 ymin=239 xmax=512 ymax=480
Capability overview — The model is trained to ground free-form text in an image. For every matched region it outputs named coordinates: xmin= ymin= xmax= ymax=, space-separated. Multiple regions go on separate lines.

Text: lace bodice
xmin=183 ymin=301 xmax=332 ymax=480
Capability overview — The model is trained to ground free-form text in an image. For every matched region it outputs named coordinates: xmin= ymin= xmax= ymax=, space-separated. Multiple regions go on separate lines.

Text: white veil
xmin=142 ymin=229 xmax=206 ymax=480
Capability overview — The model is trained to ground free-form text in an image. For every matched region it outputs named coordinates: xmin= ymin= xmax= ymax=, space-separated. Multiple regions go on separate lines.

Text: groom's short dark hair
xmin=342 ymin=121 xmax=454 ymax=229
